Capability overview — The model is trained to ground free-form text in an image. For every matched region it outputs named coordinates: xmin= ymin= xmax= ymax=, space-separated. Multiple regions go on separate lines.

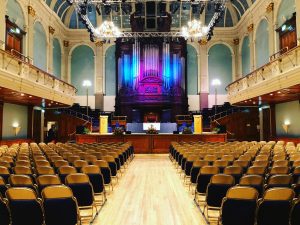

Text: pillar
xmin=48 ymin=26 xmax=55 ymax=74
xmin=27 ymin=6 xmax=36 ymax=60
xmin=0 ymin=1 xmax=6 ymax=50
xmin=199 ymin=42 xmax=209 ymax=110
xmin=296 ymin=0 xmax=300 ymax=45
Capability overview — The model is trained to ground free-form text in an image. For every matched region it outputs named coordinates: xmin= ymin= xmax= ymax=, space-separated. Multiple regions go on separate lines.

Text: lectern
xmin=193 ymin=115 xmax=203 ymax=134
xmin=99 ymin=116 xmax=108 ymax=134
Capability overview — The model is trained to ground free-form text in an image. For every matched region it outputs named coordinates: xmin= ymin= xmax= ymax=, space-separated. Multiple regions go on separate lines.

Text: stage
xmin=76 ymin=133 xmax=227 ymax=154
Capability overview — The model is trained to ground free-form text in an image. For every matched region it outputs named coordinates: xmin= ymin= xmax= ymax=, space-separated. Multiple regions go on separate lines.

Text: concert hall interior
xmin=0 ymin=0 xmax=300 ymax=224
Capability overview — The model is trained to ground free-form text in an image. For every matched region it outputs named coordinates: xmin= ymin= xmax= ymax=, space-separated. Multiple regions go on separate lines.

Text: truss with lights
xmin=67 ymin=0 xmax=227 ymax=41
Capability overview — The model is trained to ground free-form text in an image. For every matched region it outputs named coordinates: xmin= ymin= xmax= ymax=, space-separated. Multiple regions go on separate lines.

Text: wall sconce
xmin=12 ymin=122 xmax=21 ymax=136
xmin=282 ymin=120 xmax=290 ymax=134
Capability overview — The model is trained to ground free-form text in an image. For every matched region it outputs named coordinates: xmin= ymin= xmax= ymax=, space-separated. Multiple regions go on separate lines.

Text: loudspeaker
xmin=146 ymin=1 xmax=155 ymax=16
xmin=147 ymin=18 xmax=156 ymax=29
xmin=173 ymin=131 xmax=179 ymax=134
xmin=125 ymin=131 xmax=132 ymax=134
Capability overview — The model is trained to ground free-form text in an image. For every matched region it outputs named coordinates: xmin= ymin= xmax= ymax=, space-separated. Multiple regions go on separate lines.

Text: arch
xmin=33 ymin=21 xmax=47 ymax=71
xmin=276 ymin=0 xmax=296 ymax=27
xmin=6 ymin=0 xmax=26 ymax=29
xmin=69 ymin=43 xmax=95 ymax=57
xmin=53 ymin=38 xmax=62 ymax=78
xmin=71 ymin=45 xmax=95 ymax=95
xmin=208 ymin=44 xmax=232 ymax=95
xmin=241 ymin=35 xmax=250 ymax=76
xmin=255 ymin=19 xmax=269 ymax=68
xmin=208 ymin=41 xmax=234 ymax=56
xmin=187 ymin=44 xmax=198 ymax=95
xmin=105 ymin=45 xmax=116 ymax=96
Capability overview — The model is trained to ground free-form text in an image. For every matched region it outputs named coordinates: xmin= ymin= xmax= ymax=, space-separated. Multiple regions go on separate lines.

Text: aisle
xmin=94 ymin=154 xmax=207 ymax=225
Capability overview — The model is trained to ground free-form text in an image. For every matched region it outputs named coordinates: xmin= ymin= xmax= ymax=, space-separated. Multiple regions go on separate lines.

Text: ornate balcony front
xmin=226 ymin=46 xmax=300 ymax=105
xmin=0 ymin=49 xmax=76 ymax=106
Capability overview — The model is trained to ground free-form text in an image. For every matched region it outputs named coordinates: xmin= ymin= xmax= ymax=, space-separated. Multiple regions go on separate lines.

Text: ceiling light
xmin=277 ymin=91 xmax=281 ymax=94
xmin=181 ymin=20 xmax=209 ymax=39
xmin=29 ymin=95 xmax=32 ymax=98
xmin=270 ymin=93 xmax=273 ymax=96
xmin=21 ymin=93 xmax=24 ymax=96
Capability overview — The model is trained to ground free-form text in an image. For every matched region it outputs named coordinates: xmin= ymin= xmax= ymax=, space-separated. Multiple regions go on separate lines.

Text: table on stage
xmin=76 ymin=133 xmax=227 ymax=154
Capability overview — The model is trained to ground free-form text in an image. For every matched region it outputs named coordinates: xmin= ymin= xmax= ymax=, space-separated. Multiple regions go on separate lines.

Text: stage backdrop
xmin=115 ymin=38 xmax=188 ymax=122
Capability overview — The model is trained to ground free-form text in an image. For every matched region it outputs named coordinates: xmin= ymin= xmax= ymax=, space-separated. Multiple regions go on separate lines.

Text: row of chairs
xmin=0 ymin=141 xmax=135 ymax=224
xmin=170 ymin=141 xmax=300 ymax=224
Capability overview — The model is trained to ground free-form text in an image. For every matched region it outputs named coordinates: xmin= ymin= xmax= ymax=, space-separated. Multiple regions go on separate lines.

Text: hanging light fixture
xmin=94 ymin=21 xmax=122 ymax=38
xmin=181 ymin=20 xmax=209 ymax=39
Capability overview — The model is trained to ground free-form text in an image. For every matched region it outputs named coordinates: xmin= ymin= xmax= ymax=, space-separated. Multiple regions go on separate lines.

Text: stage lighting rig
xmin=70 ymin=0 xmax=228 ymax=42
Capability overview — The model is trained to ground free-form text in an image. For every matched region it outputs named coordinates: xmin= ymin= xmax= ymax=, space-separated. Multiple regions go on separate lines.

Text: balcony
xmin=226 ymin=46 xmax=300 ymax=105
xmin=0 ymin=49 xmax=76 ymax=106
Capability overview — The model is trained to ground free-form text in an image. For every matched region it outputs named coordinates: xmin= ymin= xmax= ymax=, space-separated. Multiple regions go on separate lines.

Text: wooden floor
xmin=94 ymin=154 xmax=207 ymax=225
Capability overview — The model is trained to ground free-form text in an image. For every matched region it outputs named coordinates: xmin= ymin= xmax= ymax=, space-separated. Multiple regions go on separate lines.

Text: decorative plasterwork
xmin=28 ymin=6 xmax=36 ymax=17
xmin=247 ymin=24 xmax=254 ymax=32
xmin=49 ymin=26 xmax=55 ymax=35
xmin=266 ymin=3 xmax=274 ymax=13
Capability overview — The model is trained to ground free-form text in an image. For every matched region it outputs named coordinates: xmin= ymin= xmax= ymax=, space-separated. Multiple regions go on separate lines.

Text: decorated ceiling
xmin=44 ymin=0 xmax=256 ymax=29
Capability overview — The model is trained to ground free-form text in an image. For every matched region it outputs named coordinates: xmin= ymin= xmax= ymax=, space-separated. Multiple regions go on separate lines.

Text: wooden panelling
xmin=45 ymin=111 xmax=92 ymax=143
xmin=211 ymin=109 xmax=260 ymax=141
xmin=76 ymin=133 xmax=227 ymax=153
xmin=0 ymin=139 xmax=31 ymax=146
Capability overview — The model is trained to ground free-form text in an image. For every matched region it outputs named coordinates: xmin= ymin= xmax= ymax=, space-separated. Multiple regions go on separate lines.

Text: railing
xmin=209 ymin=107 xmax=247 ymax=123
xmin=226 ymin=45 xmax=300 ymax=98
xmin=269 ymin=47 xmax=289 ymax=61
xmin=56 ymin=108 xmax=93 ymax=124
xmin=0 ymin=49 xmax=77 ymax=97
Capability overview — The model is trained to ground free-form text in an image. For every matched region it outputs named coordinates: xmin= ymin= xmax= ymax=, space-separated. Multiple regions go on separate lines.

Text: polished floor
xmin=94 ymin=154 xmax=207 ymax=225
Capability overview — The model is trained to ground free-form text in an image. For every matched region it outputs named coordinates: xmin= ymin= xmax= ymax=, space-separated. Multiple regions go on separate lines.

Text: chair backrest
xmin=36 ymin=166 xmax=55 ymax=175
xmin=65 ymin=173 xmax=90 ymax=184
xmin=9 ymin=174 xmax=34 ymax=186
xmin=269 ymin=166 xmax=289 ymax=175
xmin=200 ymin=166 xmax=220 ymax=175
xmin=53 ymin=160 xmax=69 ymax=168
xmin=6 ymin=187 xmax=43 ymax=225
xmin=213 ymin=160 xmax=229 ymax=168
xmin=266 ymin=174 xmax=292 ymax=188
xmin=13 ymin=166 xmax=33 ymax=175
xmin=253 ymin=160 xmax=269 ymax=167
xmin=73 ymin=160 xmax=88 ymax=168
xmin=35 ymin=160 xmax=50 ymax=167
xmin=36 ymin=175 xmax=61 ymax=186
xmin=81 ymin=165 xmax=101 ymax=174
xmin=210 ymin=174 xmax=235 ymax=185
xmin=263 ymin=187 xmax=294 ymax=201
xmin=239 ymin=174 xmax=264 ymax=186
xmin=246 ymin=166 xmax=266 ymax=175
xmin=224 ymin=166 xmax=243 ymax=175
xmin=58 ymin=165 xmax=77 ymax=174
xmin=93 ymin=160 xmax=109 ymax=168
xmin=15 ymin=160 xmax=31 ymax=167
xmin=221 ymin=187 xmax=259 ymax=225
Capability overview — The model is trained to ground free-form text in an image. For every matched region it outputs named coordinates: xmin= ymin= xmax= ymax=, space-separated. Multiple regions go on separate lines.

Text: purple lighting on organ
xmin=118 ymin=39 xmax=185 ymax=96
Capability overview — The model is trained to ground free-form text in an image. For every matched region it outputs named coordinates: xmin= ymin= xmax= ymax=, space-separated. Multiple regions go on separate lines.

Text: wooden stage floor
xmin=93 ymin=154 xmax=207 ymax=225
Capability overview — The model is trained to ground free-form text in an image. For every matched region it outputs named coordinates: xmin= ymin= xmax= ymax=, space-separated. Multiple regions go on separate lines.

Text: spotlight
xmin=121 ymin=3 xmax=132 ymax=14
xmin=200 ymin=3 xmax=205 ymax=14
xmin=170 ymin=2 xmax=180 ymax=14
xmin=90 ymin=33 xmax=95 ymax=42
xmin=158 ymin=2 xmax=166 ymax=16
xmin=112 ymin=4 xmax=119 ymax=13
xmin=96 ymin=4 xmax=101 ymax=15
xmin=191 ymin=4 xmax=199 ymax=14
xmin=135 ymin=2 xmax=143 ymax=16
xmin=214 ymin=3 xmax=221 ymax=13
xmin=87 ymin=4 xmax=93 ymax=13
xmin=104 ymin=5 xmax=111 ymax=15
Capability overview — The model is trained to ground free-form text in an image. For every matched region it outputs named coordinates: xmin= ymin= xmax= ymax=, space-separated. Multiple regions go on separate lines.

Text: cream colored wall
xmin=2 ymin=0 xmax=297 ymax=110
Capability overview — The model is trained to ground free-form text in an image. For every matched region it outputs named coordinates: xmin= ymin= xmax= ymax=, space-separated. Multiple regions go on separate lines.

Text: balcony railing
xmin=226 ymin=45 xmax=300 ymax=101
xmin=0 ymin=49 xmax=77 ymax=97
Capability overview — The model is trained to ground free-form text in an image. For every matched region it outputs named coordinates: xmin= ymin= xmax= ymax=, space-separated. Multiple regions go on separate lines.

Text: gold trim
xmin=266 ymin=3 xmax=274 ymax=13
xmin=63 ymin=40 xmax=69 ymax=47
xmin=49 ymin=26 xmax=55 ymax=35
xmin=233 ymin=38 xmax=239 ymax=45
xmin=28 ymin=6 xmax=36 ymax=17
xmin=199 ymin=39 xmax=208 ymax=45
xmin=247 ymin=24 xmax=254 ymax=32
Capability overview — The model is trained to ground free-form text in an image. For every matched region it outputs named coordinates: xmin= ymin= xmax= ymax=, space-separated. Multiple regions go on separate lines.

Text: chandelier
xmin=67 ymin=0 xmax=227 ymax=41
xmin=181 ymin=20 xmax=209 ymax=39
xmin=94 ymin=21 xmax=122 ymax=38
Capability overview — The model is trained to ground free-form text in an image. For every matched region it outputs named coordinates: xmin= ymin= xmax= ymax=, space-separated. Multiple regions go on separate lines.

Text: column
xmin=199 ymin=42 xmax=209 ymax=110
xmin=266 ymin=6 xmax=275 ymax=56
xmin=259 ymin=108 xmax=264 ymax=141
xmin=296 ymin=0 xmax=300 ymax=45
xmin=0 ymin=1 xmax=6 ymax=49
xmin=48 ymin=26 xmax=55 ymax=74
xmin=27 ymin=6 xmax=36 ymax=59
xmin=248 ymin=24 xmax=255 ymax=70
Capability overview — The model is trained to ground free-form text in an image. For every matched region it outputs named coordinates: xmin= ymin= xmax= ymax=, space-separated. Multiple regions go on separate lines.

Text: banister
xmin=0 ymin=49 xmax=77 ymax=93
xmin=226 ymin=45 xmax=300 ymax=91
